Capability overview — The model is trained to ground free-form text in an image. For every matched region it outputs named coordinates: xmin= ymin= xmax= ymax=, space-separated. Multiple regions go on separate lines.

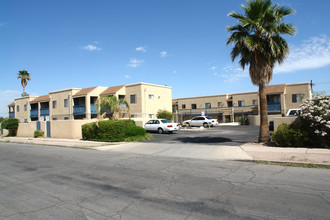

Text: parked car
xmin=269 ymin=108 xmax=301 ymax=131
xmin=144 ymin=119 xmax=180 ymax=134
xmin=183 ymin=116 xmax=218 ymax=128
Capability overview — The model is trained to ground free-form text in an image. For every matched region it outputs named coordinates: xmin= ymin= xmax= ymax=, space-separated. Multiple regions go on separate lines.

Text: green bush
xmin=82 ymin=119 xmax=136 ymax=142
xmin=273 ymin=123 xmax=307 ymax=147
xmin=156 ymin=110 xmax=174 ymax=121
xmin=239 ymin=116 xmax=249 ymax=125
xmin=34 ymin=130 xmax=44 ymax=138
xmin=126 ymin=126 xmax=146 ymax=137
xmin=1 ymin=118 xmax=19 ymax=136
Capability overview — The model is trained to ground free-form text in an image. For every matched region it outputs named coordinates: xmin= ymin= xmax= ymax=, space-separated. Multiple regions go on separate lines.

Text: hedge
xmin=82 ymin=119 xmax=136 ymax=142
xmin=1 ymin=118 xmax=19 ymax=136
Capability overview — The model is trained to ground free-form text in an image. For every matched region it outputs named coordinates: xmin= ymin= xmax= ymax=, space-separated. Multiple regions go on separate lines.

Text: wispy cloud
xmin=124 ymin=75 xmax=130 ymax=79
xmin=127 ymin=58 xmax=144 ymax=68
xmin=275 ymin=35 xmax=330 ymax=73
xmin=0 ymin=23 xmax=4 ymax=26
xmin=136 ymin=46 xmax=147 ymax=52
xmin=0 ymin=90 xmax=21 ymax=117
xmin=209 ymin=66 xmax=217 ymax=71
xmin=82 ymin=44 xmax=102 ymax=51
xmin=173 ymin=70 xmax=177 ymax=74
xmin=160 ymin=51 xmax=167 ymax=58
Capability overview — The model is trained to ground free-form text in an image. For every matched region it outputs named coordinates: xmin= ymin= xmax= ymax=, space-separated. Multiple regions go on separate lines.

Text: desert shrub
xmin=273 ymin=123 xmax=306 ymax=147
xmin=1 ymin=118 xmax=19 ymax=136
xmin=126 ymin=126 xmax=146 ymax=137
xmin=82 ymin=119 xmax=136 ymax=142
xmin=34 ymin=130 xmax=44 ymax=138
xmin=156 ymin=110 xmax=174 ymax=121
xmin=239 ymin=116 xmax=249 ymax=125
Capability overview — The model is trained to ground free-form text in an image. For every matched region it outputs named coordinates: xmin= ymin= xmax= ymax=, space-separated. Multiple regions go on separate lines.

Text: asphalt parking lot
xmin=144 ymin=125 xmax=259 ymax=146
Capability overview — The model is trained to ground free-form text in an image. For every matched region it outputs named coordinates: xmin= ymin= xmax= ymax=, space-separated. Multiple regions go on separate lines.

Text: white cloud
xmin=0 ymin=90 xmax=21 ymax=117
xmin=136 ymin=46 xmax=147 ymax=52
xmin=173 ymin=70 xmax=177 ymax=74
xmin=209 ymin=66 xmax=217 ymax=71
xmin=275 ymin=35 xmax=330 ymax=73
xmin=213 ymin=65 xmax=248 ymax=83
xmin=127 ymin=58 xmax=144 ymax=68
xmin=124 ymin=75 xmax=130 ymax=79
xmin=160 ymin=51 xmax=167 ymax=57
xmin=82 ymin=44 xmax=102 ymax=51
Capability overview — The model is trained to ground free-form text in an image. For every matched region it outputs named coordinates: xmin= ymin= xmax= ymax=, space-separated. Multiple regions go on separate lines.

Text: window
xmin=182 ymin=104 xmax=186 ymax=109
xmin=24 ymin=104 xmax=27 ymax=111
xmin=191 ymin=104 xmax=197 ymax=109
xmin=292 ymin=94 xmax=303 ymax=103
xmin=149 ymin=114 xmax=155 ymax=118
xmin=24 ymin=119 xmax=28 ymax=123
xmin=64 ymin=99 xmax=69 ymax=108
xmin=130 ymin=95 xmax=137 ymax=104
xmin=64 ymin=117 xmax=69 ymax=120
xmin=53 ymin=117 xmax=57 ymax=120
xmin=205 ymin=103 xmax=211 ymax=108
xmin=17 ymin=105 xmax=20 ymax=112
xmin=148 ymin=94 xmax=154 ymax=99
xmin=52 ymin=100 xmax=57 ymax=109
xmin=252 ymin=100 xmax=258 ymax=105
xmin=227 ymin=101 xmax=233 ymax=107
xmin=238 ymin=100 xmax=245 ymax=107
xmin=218 ymin=102 xmax=223 ymax=107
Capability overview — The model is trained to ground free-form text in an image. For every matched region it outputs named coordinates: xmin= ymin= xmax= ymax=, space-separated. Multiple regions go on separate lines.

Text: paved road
xmin=1 ymin=142 xmax=330 ymax=219
xmin=145 ymin=125 xmax=259 ymax=145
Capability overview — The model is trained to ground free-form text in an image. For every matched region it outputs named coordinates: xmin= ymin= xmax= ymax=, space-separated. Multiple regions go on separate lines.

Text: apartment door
xmin=46 ymin=121 xmax=51 ymax=138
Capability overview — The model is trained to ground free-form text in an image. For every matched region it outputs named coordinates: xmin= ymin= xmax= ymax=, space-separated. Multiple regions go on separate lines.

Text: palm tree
xmin=17 ymin=70 xmax=31 ymax=97
xmin=96 ymin=96 xmax=130 ymax=120
xmin=226 ymin=0 xmax=295 ymax=143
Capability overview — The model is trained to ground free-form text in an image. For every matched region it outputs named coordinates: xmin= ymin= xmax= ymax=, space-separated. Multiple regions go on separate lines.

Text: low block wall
xmin=248 ymin=115 xmax=281 ymax=126
xmin=50 ymin=119 xmax=97 ymax=139
xmin=17 ymin=122 xmax=37 ymax=137
xmin=1 ymin=129 xmax=9 ymax=136
xmin=273 ymin=117 xmax=297 ymax=132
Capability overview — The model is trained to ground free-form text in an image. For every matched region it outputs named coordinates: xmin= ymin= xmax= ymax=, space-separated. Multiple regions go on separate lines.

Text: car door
xmin=191 ymin=117 xmax=202 ymax=126
xmin=153 ymin=120 xmax=161 ymax=131
xmin=144 ymin=120 xmax=154 ymax=131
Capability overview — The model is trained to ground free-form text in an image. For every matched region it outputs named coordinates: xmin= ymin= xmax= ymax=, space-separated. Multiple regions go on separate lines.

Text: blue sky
xmin=1 ymin=0 xmax=330 ymax=117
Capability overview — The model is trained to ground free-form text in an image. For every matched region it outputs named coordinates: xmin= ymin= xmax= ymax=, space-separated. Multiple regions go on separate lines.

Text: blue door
xmin=46 ymin=121 xmax=51 ymax=137
xmin=36 ymin=121 xmax=41 ymax=130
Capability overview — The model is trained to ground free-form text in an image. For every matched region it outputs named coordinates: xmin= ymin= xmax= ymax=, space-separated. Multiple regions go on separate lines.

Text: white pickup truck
xmin=269 ymin=109 xmax=301 ymax=131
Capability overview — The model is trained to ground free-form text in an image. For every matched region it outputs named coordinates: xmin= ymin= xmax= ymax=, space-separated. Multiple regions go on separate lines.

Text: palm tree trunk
xmin=258 ymin=83 xmax=270 ymax=143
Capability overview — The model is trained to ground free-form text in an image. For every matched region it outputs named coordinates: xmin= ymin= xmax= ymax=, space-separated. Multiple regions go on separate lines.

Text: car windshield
xmin=161 ymin=119 xmax=172 ymax=123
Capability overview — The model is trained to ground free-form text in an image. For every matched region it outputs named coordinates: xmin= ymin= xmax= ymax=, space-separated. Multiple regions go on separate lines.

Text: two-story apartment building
xmin=172 ymin=82 xmax=312 ymax=124
xmin=8 ymin=82 xmax=172 ymax=138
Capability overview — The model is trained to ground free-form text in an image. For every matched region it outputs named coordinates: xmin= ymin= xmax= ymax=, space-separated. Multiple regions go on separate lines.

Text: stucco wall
xmin=17 ymin=122 xmax=37 ymax=137
xmin=50 ymin=119 xmax=97 ymax=139
xmin=273 ymin=117 xmax=297 ymax=132
xmin=248 ymin=114 xmax=281 ymax=126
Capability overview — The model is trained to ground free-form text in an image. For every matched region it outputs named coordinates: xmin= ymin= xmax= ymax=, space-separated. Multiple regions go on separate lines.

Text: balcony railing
xmin=9 ymin=112 xmax=15 ymax=118
xmin=91 ymin=104 xmax=97 ymax=114
xmin=73 ymin=105 xmax=86 ymax=115
xmin=30 ymin=109 xmax=38 ymax=118
xmin=40 ymin=108 xmax=49 ymax=116
xmin=267 ymin=102 xmax=281 ymax=112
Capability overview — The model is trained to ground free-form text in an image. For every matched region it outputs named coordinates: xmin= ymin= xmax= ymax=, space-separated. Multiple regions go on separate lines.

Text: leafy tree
xmin=156 ymin=110 xmax=174 ymax=121
xmin=226 ymin=0 xmax=296 ymax=142
xmin=0 ymin=117 xmax=6 ymax=123
xmin=1 ymin=118 xmax=19 ymax=136
xmin=17 ymin=70 xmax=31 ymax=97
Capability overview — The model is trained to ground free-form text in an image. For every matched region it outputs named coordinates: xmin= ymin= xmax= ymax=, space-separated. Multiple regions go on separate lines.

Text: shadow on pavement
xmin=174 ymin=136 xmax=232 ymax=144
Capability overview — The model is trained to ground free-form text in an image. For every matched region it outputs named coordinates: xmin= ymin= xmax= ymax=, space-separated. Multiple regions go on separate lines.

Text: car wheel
xmin=157 ymin=128 xmax=164 ymax=134
xmin=203 ymin=123 xmax=208 ymax=128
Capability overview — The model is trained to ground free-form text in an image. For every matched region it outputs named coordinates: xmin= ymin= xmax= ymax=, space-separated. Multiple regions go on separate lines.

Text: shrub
xmin=239 ymin=116 xmax=249 ymax=125
xmin=34 ymin=130 xmax=44 ymax=138
xmin=82 ymin=119 xmax=136 ymax=142
xmin=126 ymin=126 xmax=146 ymax=137
xmin=156 ymin=110 xmax=174 ymax=121
xmin=1 ymin=118 xmax=19 ymax=136
xmin=273 ymin=123 xmax=306 ymax=147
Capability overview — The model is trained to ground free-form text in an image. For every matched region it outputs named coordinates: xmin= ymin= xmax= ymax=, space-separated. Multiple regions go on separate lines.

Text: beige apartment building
xmin=7 ymin=82 xmax=172 ymax=138
xmin=172 ymin=82 xmax=312 ymax=124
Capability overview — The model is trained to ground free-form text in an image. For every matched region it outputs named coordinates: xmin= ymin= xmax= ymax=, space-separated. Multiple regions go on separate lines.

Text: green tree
xmin=17 ymin=70 xmax=31 ymax=97
xmin=226 ymin=0 xmax=295 ymax=143
xmin=96 ymin=96 xmax=130 ymax=120
xmin=156 ymin=110 xmax=174 ymax=121
xmin=1 ymin=118 xmax=19 ymax=136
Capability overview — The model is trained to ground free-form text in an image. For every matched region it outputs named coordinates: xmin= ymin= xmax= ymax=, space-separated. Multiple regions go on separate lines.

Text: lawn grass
xmin=125 ymin=133 xmax=153 ymax=142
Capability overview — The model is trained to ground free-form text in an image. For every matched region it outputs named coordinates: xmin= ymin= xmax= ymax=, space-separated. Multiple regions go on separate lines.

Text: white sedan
xmin=183 ymin=116 xmax=218 ymax=127
xmin=144 ymin=119 xmax=180 ymax=134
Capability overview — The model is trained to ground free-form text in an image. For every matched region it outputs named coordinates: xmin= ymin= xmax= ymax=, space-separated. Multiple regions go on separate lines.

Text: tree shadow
xmin=175 ymin=136 xmax=232 ymax=144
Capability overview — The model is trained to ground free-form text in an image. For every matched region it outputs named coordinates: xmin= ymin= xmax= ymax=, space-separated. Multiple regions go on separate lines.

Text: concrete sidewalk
xmin=1 ymin=136 xmax=329 ymax=165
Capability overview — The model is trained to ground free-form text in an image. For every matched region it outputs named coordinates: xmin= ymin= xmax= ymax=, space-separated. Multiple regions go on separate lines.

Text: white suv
xmin=183 ymin=116 xmax=218 ymax=128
